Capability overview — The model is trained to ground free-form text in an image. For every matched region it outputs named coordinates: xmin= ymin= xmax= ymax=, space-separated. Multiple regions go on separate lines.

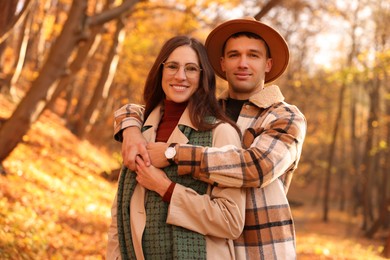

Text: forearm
xmin=114 ymin=104 xmax=149 ymax=170
xmin=177 ymin=143 xmax=299 ymax=188
xmin=176 ymin=113 xmax=306 ymax=188
xmin=167 ymin=184 xmax=245 ymax=239
xmin=176 ymin=144 xmax=263 ymax=187
xmin=113 ymin=104 xmax=144 ymax=142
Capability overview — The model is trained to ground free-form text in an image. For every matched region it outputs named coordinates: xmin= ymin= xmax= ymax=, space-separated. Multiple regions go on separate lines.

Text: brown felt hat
xmin=205 ymin=17 xmax=289 ymax=83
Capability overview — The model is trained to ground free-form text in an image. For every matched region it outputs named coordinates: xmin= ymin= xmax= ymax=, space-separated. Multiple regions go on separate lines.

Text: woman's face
xmin=162 ymin=45 xmax=201 ymax=103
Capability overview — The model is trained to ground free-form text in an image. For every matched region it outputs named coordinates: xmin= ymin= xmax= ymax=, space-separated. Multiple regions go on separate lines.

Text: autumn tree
xmin=0 ymin=0 xmax=142 ymax=163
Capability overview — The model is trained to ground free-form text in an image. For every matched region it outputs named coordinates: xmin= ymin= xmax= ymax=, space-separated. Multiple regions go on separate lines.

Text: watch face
xmin=165 ymin=147 xmax=176 ymax=159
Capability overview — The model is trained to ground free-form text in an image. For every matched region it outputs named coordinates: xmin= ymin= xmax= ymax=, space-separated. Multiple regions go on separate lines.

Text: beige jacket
xmin=107 ymin=105 xmax=246 ymax=260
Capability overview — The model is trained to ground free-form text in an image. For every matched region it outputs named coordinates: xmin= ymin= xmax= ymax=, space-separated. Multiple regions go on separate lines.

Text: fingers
xmin=122 ymin=143 xmax=150 ymax=171
xmin=122 ymin=147 xmax=138 ymax=171
xmin=121 ymin=126 xmax=149 ymax=170
xmin=135 ymin=155 xmax=145 ymax=168
xmin=136 ymin=143 xmax=151 ymax=167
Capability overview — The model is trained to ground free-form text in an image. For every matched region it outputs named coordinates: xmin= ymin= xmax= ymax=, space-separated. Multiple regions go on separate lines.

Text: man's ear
xmin=220 ymin=57 xmax=226 ymax=73
xmin=265 ymin=58 xmax=272 ymax=73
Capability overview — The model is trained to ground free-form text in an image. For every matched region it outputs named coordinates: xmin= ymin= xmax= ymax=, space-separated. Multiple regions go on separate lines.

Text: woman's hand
xmin=135 ymin=156 xmax=171 ymax=197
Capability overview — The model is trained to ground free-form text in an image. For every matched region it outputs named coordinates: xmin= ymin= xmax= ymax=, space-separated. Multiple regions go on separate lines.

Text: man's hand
xmin=122 ymin=127 xmax=150 ymax=170
xmin=147 ymin=142 xmax=171 ymax=168
xmin=135 ymin=156 xmax=171 ymax=197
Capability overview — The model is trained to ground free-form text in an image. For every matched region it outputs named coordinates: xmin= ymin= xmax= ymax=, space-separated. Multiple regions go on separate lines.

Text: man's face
xmin=220 ymin=36 xmax=272 ymax=100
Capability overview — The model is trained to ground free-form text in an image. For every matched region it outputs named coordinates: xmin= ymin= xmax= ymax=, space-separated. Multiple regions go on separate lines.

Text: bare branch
xmin=254 ymin=0 xmax=285 ymax=20
xmin=88 ymin=0 xmax=145 ymax=26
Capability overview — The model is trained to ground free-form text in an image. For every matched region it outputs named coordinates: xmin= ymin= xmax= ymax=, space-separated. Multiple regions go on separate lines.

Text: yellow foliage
xmin=0 ymin=94 xmax=119 ymax=259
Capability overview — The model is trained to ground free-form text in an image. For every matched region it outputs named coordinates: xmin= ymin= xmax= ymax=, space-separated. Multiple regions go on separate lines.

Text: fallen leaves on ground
xmin=291 ymin=188 xmax=387 ymax=260
xmin=0 ymin=95 xmax=119 ymax=259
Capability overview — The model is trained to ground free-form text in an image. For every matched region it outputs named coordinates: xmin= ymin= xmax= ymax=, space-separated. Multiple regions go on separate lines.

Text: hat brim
xmin=205 ymin=19 xmax=289 ymax=83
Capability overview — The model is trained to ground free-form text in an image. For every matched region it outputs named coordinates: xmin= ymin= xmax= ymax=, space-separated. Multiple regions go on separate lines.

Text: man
xmin=113 ymin=17 xmax=306 ymax=259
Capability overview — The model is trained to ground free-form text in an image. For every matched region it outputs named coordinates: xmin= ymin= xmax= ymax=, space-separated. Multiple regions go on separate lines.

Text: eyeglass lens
xmin=163 ymin=62 xmax=201 ymax=78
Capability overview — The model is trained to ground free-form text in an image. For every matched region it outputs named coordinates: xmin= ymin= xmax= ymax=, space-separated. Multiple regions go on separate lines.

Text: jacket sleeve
xmin=166 ymin=123 xmax=246 ymax=239
xmin=176 ymin=104 xmax=307 ymax=188
xmin=113 ymin=104 xmax=144 ymax=142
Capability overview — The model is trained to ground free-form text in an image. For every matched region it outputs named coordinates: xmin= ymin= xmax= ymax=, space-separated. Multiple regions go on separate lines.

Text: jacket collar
xmin=142 ymin=103 xmax=195 ymax=144
xmin=219 ymin=84 xmax=285 ymax=109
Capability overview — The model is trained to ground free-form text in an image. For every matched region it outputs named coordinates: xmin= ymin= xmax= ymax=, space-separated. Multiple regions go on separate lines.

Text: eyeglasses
xmin=162 ymin=61 xmax=202 ymax=79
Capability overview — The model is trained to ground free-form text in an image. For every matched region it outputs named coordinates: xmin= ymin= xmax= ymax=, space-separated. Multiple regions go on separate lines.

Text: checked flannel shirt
xmin=113 ymin=85 xmax=307 ymax=260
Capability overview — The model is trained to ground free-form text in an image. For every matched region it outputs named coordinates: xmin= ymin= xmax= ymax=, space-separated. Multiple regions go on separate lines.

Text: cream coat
xmin=107 ymin=105 xmax=246 ymax=260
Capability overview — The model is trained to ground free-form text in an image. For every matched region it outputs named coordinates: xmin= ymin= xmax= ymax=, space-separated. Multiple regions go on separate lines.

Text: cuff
xmin=176 ymin=144 xmax=203 ymax=177
xmin=162 ymin=182 xmax=176 ymax=203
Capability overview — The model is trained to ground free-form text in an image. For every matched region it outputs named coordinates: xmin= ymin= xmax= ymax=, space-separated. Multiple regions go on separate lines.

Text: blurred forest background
xmin=0 ymin=0 xmax=389 ymax=259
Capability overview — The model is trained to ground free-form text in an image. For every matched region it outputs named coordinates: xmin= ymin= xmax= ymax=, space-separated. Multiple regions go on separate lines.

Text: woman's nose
xmin=174 ymin=66 xmax=187 ymax=79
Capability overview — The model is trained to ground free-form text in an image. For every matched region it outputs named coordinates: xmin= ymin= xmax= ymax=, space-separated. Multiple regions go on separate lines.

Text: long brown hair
xmin=143 ymin=35 xmax=238 ymax=132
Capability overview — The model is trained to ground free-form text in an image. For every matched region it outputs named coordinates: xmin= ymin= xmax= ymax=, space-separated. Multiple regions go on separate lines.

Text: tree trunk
xmin=26 ymin=0 xmax=55 ymax=70
xmin=68 ymin=64 xmax=94 ymax=124
xmin=338 ymin=122 xmax=347 ymax=211
xmin=0 ymin=0 xmax=88 ymax=162
xmin=322 ymin=3 xmax=360 ymax=222
xmin=323 ymin=81 xmax=346 ymax=222
xmin=0 ymin=1 xmax=34 ymax=93
xmin=45 ymin=25 xmax=103 ymax=111
xmin=382 ymin=102 xmax=390 ymax=256
xmin=0 ymin=39 xmax=11 ymax=90
xmin=350 ymin=81 xmax=363 ymax=216
xmin=385 ymin=100 xmax=390 ymax=228
xmin=365 ymin=199 xmax=390 ymax=238
xmin=0 ymin=0 xmax=32 ymax=44
xmin=74 ymin=18 xmax=125 ymax=138
xmin=361 ymin=81 xmax=380 ymax=230
xmin=8 ymin=7 xmax=34 ymax=99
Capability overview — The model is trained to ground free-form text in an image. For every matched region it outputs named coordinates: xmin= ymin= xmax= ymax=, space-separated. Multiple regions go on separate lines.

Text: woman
xmin=107 ymin=36 xmax=245 ymax=260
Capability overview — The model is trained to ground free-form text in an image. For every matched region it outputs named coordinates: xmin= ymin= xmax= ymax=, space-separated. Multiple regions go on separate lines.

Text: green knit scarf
xmin=117 ymin=124 xmax=213 ymax=259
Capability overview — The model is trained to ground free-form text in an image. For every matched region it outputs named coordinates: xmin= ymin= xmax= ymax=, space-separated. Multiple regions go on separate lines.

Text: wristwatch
xmin=164 ymin=143 xmax=177 ymax=165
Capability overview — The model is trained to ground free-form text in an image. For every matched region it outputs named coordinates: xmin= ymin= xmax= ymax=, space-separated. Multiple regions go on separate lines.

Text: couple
xmin=107 ymin=17 xmax=306 ymax=260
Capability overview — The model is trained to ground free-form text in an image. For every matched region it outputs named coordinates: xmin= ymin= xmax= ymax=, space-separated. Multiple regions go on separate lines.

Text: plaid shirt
xmin=113 ymin=85 xmax=307 ymax=260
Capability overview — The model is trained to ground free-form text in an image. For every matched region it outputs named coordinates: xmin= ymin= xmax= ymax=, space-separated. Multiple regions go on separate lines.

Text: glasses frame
xmin=162 ymin=61 xmax=202 ymax=79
